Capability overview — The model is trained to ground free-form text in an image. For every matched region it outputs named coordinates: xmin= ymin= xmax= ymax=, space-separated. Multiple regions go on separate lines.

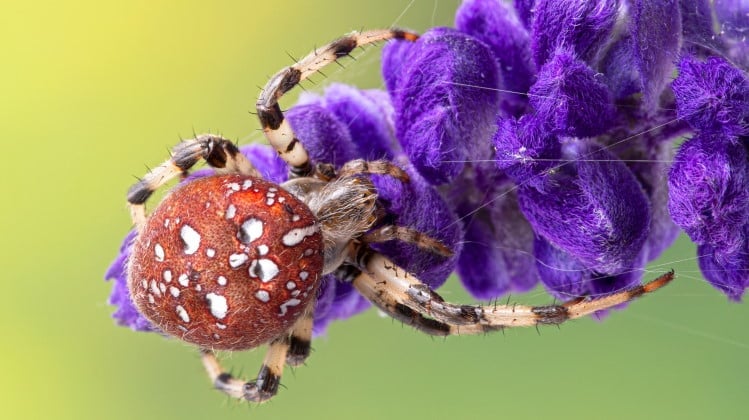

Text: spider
xmin=124 ymin=28 xmax=675 ymax=403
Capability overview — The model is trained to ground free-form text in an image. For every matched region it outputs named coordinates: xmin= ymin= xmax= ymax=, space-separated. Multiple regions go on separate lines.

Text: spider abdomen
xmin=128 ymin=174 xmax=323 ymax=350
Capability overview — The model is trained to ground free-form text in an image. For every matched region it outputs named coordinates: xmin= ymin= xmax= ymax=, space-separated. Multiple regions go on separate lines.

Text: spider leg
xmin=201 ymin=340 xmax=287 ymax=403
xmin=286 ymin=302 xmax=315 ymax=367
xmin=362 ymin=225 xmax=454 ymax=257
xmin=199 ymin=300 xmax=317 ymax=402
xmin=351 ymin=251 xmax=674 ymax=336
xmin=337 ymin=159 xmax=409 ymax=181
xmin=256 ymin=29 xmax=419 ymax=178
xmin=127 ymin=134 xmax=258 ymax=227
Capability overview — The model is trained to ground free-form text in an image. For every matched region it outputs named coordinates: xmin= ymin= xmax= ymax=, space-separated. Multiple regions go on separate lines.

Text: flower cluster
xmin=106 ymin=0 xmax=749 ymax=335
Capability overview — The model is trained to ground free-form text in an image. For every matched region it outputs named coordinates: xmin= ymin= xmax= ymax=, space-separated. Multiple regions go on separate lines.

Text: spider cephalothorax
xmin=123 ymin=29 xmax=674 ymax=403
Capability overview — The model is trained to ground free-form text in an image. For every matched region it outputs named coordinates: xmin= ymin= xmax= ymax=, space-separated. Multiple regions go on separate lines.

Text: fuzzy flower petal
xmin=241 ymin=143 xmax=288 ymax=184
xmin=452 ymin=164 xmax=538 ymax=298
xmin=105 ymin=230 xmax=157 ymax=332
xmin=534 ymin=236 xmax=590 ymax=299
xmin=680 ymin=0 xmax=724 ymax=56
xmin=538 ymin=248 xmax=646 ymax=310
xmin=517 ymin=140 xmax=651 ymax=274
xmin=380 ymin=38 xmax=416 ymax=95
xmin=314 ymin=84 xmax=399 ymax=160
xmin=632 ymin=0 xmax=682 ymax=113
xmin=313 ymin=281 xmax=371 ymax=335
xmin=383 ymin=27 xmax=501 ymax=184
xmin=286 ymin=102 xmax=358 ymax=168
xmin=456 ymin=0 xmax=535 ymax=114
xmin=513 ymin=0 xmax=535 ymax=28
xmin=714 ymin=0 xmax=749 ymax=38
xmin=535 ymin=236 xmax=646 ymax=300
xmin=668 ymin=133 xmax=749 ymax=260
xmin=587 ymin=251 xmax=646 ymax=297
xmin=715 ymin=0 xmax=749 ymax=67
xmin=672 ymin=55 xmax=749 ymax=137
xmin=493 ymin=114 xmax=561 ymax=190
xmin=311 ymin=275 xmax=338 ymax=333
xmin=625 ymin=141 xmax=681 ymax=262
xmin=529 ymin=48 xmax=616 ymax=137
xmin=531 ymin=0 xmax=619 ymax=67
xmin=697 ymin=240 xmax=749 ymax=301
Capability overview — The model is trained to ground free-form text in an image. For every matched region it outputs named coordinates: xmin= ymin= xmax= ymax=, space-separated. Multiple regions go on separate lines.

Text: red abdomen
xmin=128 ymin=174 xmax=323 ymax=350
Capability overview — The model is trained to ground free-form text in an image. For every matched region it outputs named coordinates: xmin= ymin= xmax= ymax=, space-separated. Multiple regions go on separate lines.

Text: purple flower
xmin=672 ymin=55 xmax=749 ymax=137
xmin=455 ymin=0 xmax=534 ymax=115
xmin=528 ymin=48 xmax=616 ymax=137
xmin=105 ymin=230 xmax=157 ymax=332
xmin=382 ymin=27 xmax=501 ymax=184
xmin=107 ymin=0 xmax=749 ymax=337
xmin=530 ymin=0 xmax=619 ymax=67
xmin=715 ymin=0 xmax=749 ymax=68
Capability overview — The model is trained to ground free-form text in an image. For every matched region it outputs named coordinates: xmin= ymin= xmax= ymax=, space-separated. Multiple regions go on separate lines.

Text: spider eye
xmin=127 ymin=174 xmax=324 ymax=350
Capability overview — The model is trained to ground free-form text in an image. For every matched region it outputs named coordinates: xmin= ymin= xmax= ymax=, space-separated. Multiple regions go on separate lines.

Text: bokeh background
xmin=2 ymin=1 xmax=747 ymax=419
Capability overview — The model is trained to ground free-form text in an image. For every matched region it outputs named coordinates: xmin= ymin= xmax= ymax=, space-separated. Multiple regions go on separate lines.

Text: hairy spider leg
xmin=200 ymin=299 xmax=316 ymax=402
xmin=256 ymin=29 xmax=419 ymax=178
xmin=127 ymin=134 xmax=258 ymax=227
xmin=351 ymin=250 xmax=674 ymax=336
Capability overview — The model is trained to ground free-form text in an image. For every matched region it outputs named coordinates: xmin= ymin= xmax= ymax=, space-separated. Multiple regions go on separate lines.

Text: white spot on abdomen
xmin=255 ymin=290 xmax=270 ymax=302
xmin=249 ymin=259 xmax=280 ymax=283
xmin=217 ymin=276 xmax=227 ymax=286
xmin=257 ymin=245 xmax=269 ymax=256
xmin=206 ymin=248 xmax=216 ymax=258
xmin=282 ymin=225 xmax=319 ymax=247
xmin=176 ymin=305 xmax=190 ymax=323
xmin=229 ymin=253 xmax=249 ymax=268
xmin=238 ymin=218 xmax=264 ymax=244
xmin=163 ymin=270 xmax=172 ymax=283
xmin=154 ymin=244 xmax=165 ymax=262
xmin=279 ymin=298 xmax=301 ymax=316
xmin=180 ymin=224 xmax=201 ymax=255
xmin=150 ymin=280 xmax=162 ymax=297
xmin=225 ymin=204 xmax=236 ymax=219
xmin=178 ymin=274 xmax=189 ymax=287
xmin=169 ymin=286 xmax=180 ymax=298
xmin=206 ymin=293 xmax=228 ymax=319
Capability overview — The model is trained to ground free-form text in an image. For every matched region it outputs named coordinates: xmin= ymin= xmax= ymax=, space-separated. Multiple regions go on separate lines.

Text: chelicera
xmin=124 ymin=29 xmax=674 ymax=403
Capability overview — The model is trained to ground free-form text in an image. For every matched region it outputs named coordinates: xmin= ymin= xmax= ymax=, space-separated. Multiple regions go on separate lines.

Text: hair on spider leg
xmin=285 ymin=50 xmax=299 ymax=63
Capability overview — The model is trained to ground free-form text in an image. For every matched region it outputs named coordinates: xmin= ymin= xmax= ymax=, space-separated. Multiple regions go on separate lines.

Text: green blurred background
xmin=2 ymin=1 xmax=746 ymax=419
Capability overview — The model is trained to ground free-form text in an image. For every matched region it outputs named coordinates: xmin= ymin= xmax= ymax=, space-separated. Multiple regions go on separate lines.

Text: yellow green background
xmin=2 ymin=1 xmax=746 ymax=419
